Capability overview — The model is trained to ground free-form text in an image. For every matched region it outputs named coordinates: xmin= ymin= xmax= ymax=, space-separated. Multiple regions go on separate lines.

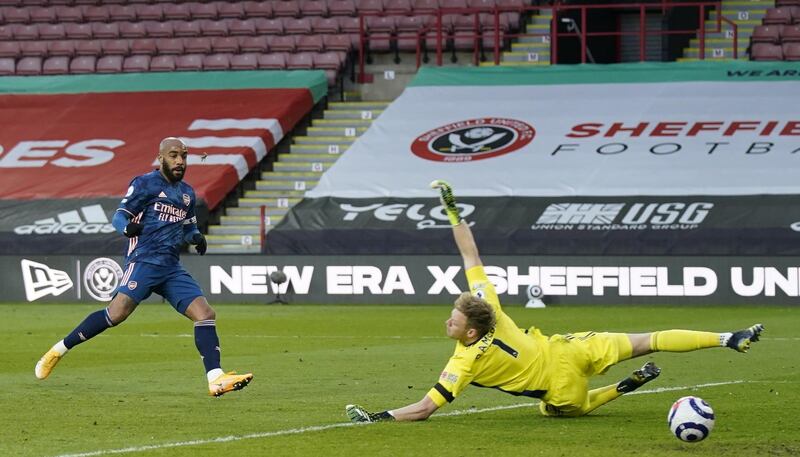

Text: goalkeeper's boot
xmin=208 ymin=371 xmax=253 ymax=397
xmin=35 ymin=349 xmax=63 ymax=380
xmin=616 ymin=361 xmax=661 ymax=394
xmin=726 ymin=323 xmax=764 ymax=353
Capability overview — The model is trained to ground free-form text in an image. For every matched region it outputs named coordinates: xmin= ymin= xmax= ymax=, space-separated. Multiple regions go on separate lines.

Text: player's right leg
xmin=35 ymin=263 xmax=149 ymax=380
xmin=34 ymin=293 xmax=138 ymax=380
xmin=628 ymin=324 xmax=765 ymax=358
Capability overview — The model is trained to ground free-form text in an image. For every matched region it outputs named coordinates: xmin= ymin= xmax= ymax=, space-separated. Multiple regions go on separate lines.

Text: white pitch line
xmin=52 ymin=379 xmax=750 ymax=457
xmin=140 ymin=333 xmax=447 ymax=340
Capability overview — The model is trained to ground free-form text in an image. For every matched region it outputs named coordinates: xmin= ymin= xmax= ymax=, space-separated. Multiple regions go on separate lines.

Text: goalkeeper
xmin=346 ymin=180 xmax=763 ymax=422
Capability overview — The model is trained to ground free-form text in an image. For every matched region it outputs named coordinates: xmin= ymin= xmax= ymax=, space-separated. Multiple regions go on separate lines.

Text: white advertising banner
xmin=308 ymin=63 xmax=800 ymax=198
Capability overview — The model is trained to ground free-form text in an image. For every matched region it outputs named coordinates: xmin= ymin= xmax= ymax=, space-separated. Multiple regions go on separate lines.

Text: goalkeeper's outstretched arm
xmin=430 ymin=180 xmax=481 ymax=270
xmin=346 ymin=395 xmax=439 ymax=423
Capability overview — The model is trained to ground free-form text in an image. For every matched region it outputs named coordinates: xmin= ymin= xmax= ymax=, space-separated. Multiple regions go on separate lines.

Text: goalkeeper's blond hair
xmin=454 ymin=292 xmax=496 ymax=337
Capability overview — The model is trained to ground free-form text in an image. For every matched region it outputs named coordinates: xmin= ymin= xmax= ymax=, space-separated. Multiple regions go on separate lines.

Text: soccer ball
xmin=667 ymin=396 xmax=715 ymax=442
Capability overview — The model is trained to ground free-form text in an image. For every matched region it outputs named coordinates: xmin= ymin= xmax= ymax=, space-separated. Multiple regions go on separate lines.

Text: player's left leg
xmin=627 ymin=323 xmax=765 ymax=358
xmin=163 ymin=269 xmax=253 ymax=397
xmin=577 ymin=361 xmax=662 ymax=415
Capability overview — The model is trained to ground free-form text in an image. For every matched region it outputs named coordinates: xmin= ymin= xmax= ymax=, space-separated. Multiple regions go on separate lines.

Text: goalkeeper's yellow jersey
xmin=426 ymin=265 xmax=553 ymax=407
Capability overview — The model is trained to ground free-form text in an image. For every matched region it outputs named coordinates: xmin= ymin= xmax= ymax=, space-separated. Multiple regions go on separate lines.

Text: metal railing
xmin=356 ymin=1 xmax=740 ymax=81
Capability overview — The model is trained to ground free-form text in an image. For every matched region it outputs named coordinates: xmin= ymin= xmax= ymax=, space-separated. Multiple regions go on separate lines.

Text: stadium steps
xmin=482 ymin=9 xmax=552 ymax=66
xmin=679 ymin=0 xmax=773 ymax=61
xmin=203 ymin=99 xmax=390 ymax=254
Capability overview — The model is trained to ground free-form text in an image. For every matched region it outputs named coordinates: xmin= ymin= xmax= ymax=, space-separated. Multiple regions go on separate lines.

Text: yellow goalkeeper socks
xmin=650 ymin=330 xmax=722 ymax=353
xmin=584 ymin=384 xmax=623 ymax=414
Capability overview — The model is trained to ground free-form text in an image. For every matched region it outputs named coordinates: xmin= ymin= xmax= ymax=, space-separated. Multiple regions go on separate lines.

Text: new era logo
xmin=537 ymin=203 xmax=624 ymax=224
xmin=20 ymin=259 xmax=73 ymax=302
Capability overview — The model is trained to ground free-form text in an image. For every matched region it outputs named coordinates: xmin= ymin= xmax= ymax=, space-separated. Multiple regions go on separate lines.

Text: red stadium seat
xmin=212 ymin=36 xmax=239 ymax=53
xmin=323 ymin=34 xmax=353 ymax=52
xmin=357 ymin=0 xmax=385 ymax=14
xmin=13 ymin=24 xmax=40 ymax=41
xmin=102 ymin=39 xmax=130 ymax=56
xmin=257 ymin=52 xmax=287 ymax=69
xmin=297 ymin=34 xmax=325 ymax=52
xmin=216 ymin=1 xmax=245 ymax=19
xmin=0 ymin=57 xmax=14 ymax=75
xmin=273 ymin=0 xmax=300 ymax=18
xmin=254 ymin=18 xmax=284 ymax=35
xmin=130 ymin=38 xmax=158 ymax=55
xmin=764 ymin=8 xmax=793 ymax=25
xmin=751 ymin=26 xmax=781 ymax=44
xmin=164 ymin=3 xmax=191 ymax=21
xmin=150 ymin=55 xmax=177 ymax=71
xmin=189 ymin=2 xmax=218 ymax=20
xmin=38 ymin=24 xmax=66 ymax=40
xmin=174 ymin=20 xmax=202 ymax=37
xmin=20 ymin=41 xmax=48 ymax=57
xmin=227 ymin=19 xmax=257 ymax=36
xmin=312 ymin=17 xmax=341 ymax=34
xmin=301 ymin=0 xmax=329 ymax=17
xmin=48 ymin=40 xmax=76 ymax=57
xmin=96 ymin=55 xmax=124 ymax=73
xmin=136 ymin=4 xmax=164 ymax=21
xmin=199 ymin=19 xmax=228 ymax=37
xmin=313 ymin=51 xmax=342 ymax=70
xmin=750 ymin=43 xmax=784 ymax=60
xmin=782 ymin=24 xmax=800 ymax=43
xmin=329 ymin=0 xmax=357 ymax=17
xmin=338 ymin=16 xmax=362 ymax=34
xmin=242 ymin=1 xmax=272 ymax=18
xmin=285 ymin=18 xmax=313 ymax=35
xmin=4 ymin=7 xmax=30 ymax=23
xmin=144 ymin=21 xmax=174 ymax=38
xmin=156 ymin=38 xmax=185 ymax=55
xmin=123 ymin=55 xmax=151 ymax=72
xmin=176 ymin=54 xmax=203 ymax=71
xmin=412 ymin=0 xmax=439 ymax=13
xmin=287 ymin=52 xmax=315 ymax=69
xmin=119 ymin=22 xmax=147 ymax=38
xmin=385 ymin=0 xmax=413 ymax=15
xmin=239 ymin=35 xmax=269 ymax=53
xmin=0 ymin=25 xmax=11 ymax=41
xmin=16 ymin=56 xmax=42 ymax=75
xmin=83 ymin=5 xmax=110 ymax=22
xmin=109 ymin=4 xmax=137 ymax=21
xmin=74 ymin=40 xmax=102 ymax=56
xmin=0 ymin=41 xmax=21 ymax=58
xmin=269 ymin=35 xmax=297 ymax=52
xmin=231 ymin=53 xmax=258 ymax=70
xmin=184 ymin=36 xmax=213 ymax=54
xmin=65 ymin=23 xmax=93 ymax=39
xmin=367 ymin=16 xmax=397 ymax=34
xmin=55 ymin=6 xmax=83 ymax=22
xmin=782 ymin=42 xmax=800 ymax=60
xmin=30 ymin=6 xmax=56 ymax=23
xmin=92 ymin=23 xmax=120 ymax=39
xmin=69 ymin=55 xmax=96 ymax=74
xmin=42 ymin=56 xmax=69 ymax=75
xmin=203 ymin=53 xmax=232 ymax=70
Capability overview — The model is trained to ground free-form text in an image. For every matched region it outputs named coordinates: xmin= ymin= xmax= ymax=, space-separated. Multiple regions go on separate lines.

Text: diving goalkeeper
xmin=346 ymin=180 xmax=763 ymax=422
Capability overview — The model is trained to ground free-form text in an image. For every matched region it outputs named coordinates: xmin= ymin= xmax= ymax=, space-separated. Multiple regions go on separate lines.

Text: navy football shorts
xmin=116 ymin=262 xmax=204 ymax=313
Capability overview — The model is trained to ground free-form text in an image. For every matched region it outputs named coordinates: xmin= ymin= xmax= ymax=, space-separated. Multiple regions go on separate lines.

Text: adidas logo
xmin=14 ymin=204 xmax=115 ymax=235
xmin=20 ymin=259 xmax=73 ymax=301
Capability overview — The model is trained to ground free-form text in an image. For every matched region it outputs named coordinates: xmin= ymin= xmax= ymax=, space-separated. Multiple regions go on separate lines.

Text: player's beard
xmin=162 ymin=163 xmax=185 ymax=182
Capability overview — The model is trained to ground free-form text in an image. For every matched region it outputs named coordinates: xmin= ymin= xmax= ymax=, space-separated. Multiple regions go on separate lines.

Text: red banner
xmin=0 ymin=88 xmax=313 ymax=209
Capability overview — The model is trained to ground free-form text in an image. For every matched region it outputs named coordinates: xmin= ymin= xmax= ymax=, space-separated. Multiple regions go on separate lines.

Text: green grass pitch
xmin=3 ymin=303 xmax=798 ymax=456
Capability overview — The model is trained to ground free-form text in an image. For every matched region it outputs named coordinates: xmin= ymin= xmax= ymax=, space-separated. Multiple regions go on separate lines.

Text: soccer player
xmin=346 ymin=180 xmax=763 ymax=422
xmin=34 ymin=137 xmax=253 ymax=397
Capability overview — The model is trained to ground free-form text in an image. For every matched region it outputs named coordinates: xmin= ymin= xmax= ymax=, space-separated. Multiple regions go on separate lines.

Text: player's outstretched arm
xmin=112 ymin=210 xmax=143 ymax=238
xmin=430 ymin=180 xmax=481 ymax=270
xmin=346 ymin=395 xmax=438 ymax=423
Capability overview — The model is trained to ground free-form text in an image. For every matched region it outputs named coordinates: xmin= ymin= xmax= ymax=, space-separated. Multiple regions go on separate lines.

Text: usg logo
xmin=14 ymin=204 xmax=115 ymax=235
xmin=83 ymin=257 xmax=123 ymax=301
xmin=532 ymin=202 xmax=713 ymax=231
xmin=411 ymin=118 xmax=535 ymax=162
xmin=20 ymin=259 xmax=73 ymax=302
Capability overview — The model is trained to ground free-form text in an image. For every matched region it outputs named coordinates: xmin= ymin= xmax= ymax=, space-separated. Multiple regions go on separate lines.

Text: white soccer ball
xmin=667 ymin=396 xmax=715 ymax=442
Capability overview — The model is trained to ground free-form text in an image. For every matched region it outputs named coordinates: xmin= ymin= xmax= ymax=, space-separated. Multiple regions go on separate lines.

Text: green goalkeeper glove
xmin=346 ymin=404 xmax=395 ymax=423
xmin=430 ymin=179 xmax=462 ymax=226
